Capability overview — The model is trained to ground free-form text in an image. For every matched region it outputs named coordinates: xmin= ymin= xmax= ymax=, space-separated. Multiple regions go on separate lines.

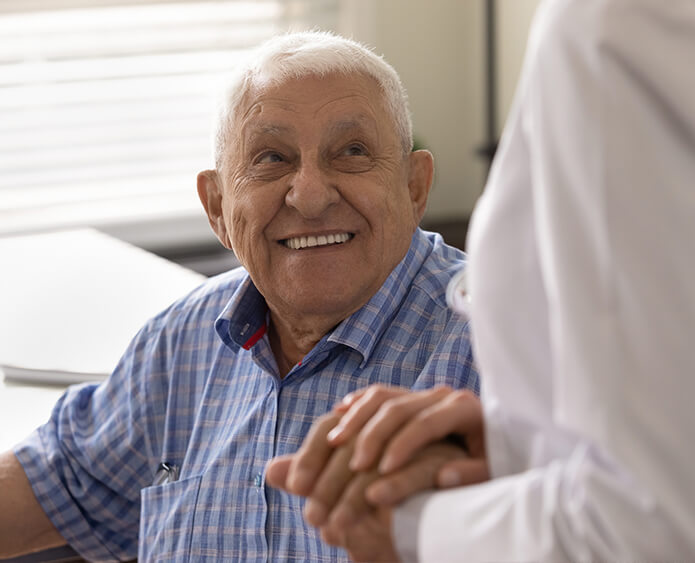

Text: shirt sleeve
xmin=14 ymin=315 xmax=172 ymax=562
xmin=395 ymin=0 xmax=695 ymax=560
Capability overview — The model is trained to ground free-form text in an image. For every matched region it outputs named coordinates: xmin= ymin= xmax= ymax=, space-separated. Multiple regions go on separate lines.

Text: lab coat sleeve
xmin=394 ymin=0 xmax=695 ymax=560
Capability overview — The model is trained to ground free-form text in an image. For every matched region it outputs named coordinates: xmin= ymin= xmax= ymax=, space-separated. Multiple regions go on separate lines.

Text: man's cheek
xmin=228 ymin=212 xmax=249 ymax=257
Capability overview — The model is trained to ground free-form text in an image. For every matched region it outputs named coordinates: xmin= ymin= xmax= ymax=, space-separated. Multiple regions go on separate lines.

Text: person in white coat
xmin=267 ymin=0 xmax=695 ymax=560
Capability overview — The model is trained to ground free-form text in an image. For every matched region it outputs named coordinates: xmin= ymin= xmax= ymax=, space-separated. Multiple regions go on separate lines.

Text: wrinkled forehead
xmin=234 ymin=71 xmax=394 ymax=134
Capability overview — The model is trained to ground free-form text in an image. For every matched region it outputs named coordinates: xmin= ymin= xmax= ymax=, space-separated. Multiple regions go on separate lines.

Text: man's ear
xmin=407 ymin=149 xmax=434 ymax=223
xmin=197 ymin=169 xmax=232 ymax=249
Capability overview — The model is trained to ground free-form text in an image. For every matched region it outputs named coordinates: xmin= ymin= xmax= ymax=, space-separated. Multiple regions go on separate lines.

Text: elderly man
xmin=0 ymin=31 xmax=478 ymax=561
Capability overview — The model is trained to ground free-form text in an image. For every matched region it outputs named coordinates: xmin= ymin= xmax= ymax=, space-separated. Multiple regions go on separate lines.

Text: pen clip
xmin=153 ymin=462 xmax=179 ymax=486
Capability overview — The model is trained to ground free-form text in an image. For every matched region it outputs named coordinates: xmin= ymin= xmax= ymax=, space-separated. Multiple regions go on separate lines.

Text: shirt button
xmin=253 ymin=472 xmax=263 ymax=487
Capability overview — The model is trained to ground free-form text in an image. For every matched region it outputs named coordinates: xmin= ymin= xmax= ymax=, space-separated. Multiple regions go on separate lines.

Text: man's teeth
xmin=284 ymin=233 xmax=351 ymax=250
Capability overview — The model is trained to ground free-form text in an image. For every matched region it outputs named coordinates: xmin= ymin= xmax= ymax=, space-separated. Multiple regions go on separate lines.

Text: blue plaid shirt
xmin=15 ymin=228 xmax=478 ymax=562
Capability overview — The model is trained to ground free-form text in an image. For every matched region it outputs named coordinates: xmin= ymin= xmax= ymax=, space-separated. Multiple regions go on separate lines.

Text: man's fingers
xmin=436 ymin=457 xmax=490 ymax=488
xmin=324 ymin=503 xmax=397 ymax=562
xmin=264 ymin=455 xmax=293 ymax=490
xmin=324 ymin=469 xmax=379 ymax=531
xmin=326 ymin=385 xmax=408 ymax=445
xmin=350 ymin=386 xmax=453 ymax=471
xmin=320 ymin=521 xmax=346 ymax=547
xmin=364 ymin=442 xmax=467 ymax=506
xmin=342 ymin=506 xmax=398 ymax=562
xmin=379 ymin=389 xmax=483 ymax=473
xmin=285 ymin=411 xmax=341 ymax=496
xmin=303 ymin=440 xmax=356 ymax=527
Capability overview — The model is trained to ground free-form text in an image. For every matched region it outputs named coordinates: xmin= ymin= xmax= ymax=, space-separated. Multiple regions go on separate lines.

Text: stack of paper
xmin=0 ymin=229 xmax=207 ymax=384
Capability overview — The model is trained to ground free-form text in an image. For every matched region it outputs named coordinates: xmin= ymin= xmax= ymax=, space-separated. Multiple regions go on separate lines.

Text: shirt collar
xmin=215 ymin=274 xmax=268 ymax=351
xmin=214 ymin=228 xmax=432 ymax=363
xmin=327 ymin=228 xmax=431 ymax=367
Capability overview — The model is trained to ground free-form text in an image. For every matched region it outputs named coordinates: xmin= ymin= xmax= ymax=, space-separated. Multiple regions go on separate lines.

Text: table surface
xmin=0 ymin=374 xmax=69 ymax=452
xmin=0 ymin=227 xmax=206 ymax=454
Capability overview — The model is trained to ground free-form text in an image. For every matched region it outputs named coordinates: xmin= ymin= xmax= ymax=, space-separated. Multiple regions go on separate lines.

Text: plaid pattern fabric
xmin=15 ymin=228 xmax=479 ymax=562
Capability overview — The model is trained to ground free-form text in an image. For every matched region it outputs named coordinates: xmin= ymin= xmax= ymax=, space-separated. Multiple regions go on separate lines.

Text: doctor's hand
xmin=265 ymin=385 xmax=478 ymax=506
xmin=266 ymin=385 xmax=487 ymax=560
xmin=266 ymin=407 xmax=468 ymax=562
xmin=327 ymin=384 xmax=490 ymax=490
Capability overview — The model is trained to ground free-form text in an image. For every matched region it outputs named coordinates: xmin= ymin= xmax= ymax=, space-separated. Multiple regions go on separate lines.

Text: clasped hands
xmin=266 ymin=385 xmax=490 ymax=562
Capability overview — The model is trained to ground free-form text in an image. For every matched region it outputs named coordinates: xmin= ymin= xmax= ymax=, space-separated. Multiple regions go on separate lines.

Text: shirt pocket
xmin=139 ymin=474 xmax=202 ymax=562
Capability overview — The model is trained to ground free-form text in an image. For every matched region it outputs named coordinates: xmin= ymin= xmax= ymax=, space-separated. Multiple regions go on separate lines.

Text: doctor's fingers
xmin=348 ymin=385 xmax=456 ymax=472
xmin=377 ymin=389 xmax=484 ymax=475
xmin=436 ymin=456 xmax=490 ymax=489
xmin=327 ymin=384 xmax=411 ymax=444
xmin=362 ymin=441 xmax=469 ymax=506
xmin=286 ymin=411 xmax=342 ymax=496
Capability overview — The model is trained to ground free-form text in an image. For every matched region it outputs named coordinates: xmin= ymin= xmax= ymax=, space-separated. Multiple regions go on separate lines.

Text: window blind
xmin=0 ymin=0 xmax=338 ymax=242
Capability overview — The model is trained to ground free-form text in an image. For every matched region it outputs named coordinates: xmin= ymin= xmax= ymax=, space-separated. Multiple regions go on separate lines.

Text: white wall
xmin=340 ymin=0 xmax=540 ymax=222
xmin=497 ymin=0 xmax=540 ymax=133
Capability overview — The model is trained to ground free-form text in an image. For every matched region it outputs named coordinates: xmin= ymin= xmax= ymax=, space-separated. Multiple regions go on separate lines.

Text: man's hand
xmin=268 ymin=451 xmax=399 ymax=563
xmin=266 ymin=413 xmax=468 ymax=562
xmin=266 ymin=384 xmax=489 ymax=561
xmin=266 ymin=411 xmax=401 ymax=561
xmin=265 ymin=386 xmax=460 ymax=507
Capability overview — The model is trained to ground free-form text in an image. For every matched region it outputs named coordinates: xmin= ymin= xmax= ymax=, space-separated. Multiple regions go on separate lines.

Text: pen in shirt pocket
xmin=153 ymin=462 xmax=179 ymax=486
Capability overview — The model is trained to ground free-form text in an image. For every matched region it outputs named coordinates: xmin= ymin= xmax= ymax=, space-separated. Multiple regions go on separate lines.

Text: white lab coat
xmin=394 ymin=0 xmax=695 ymax=560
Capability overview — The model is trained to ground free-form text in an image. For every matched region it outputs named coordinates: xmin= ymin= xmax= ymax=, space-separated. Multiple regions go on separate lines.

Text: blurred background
xmin=0 ymin=0 xmax=540 ymax=276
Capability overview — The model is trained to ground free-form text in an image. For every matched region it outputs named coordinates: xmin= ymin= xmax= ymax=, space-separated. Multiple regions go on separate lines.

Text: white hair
xmin=214 ymin=31 xmax=413 ymax=168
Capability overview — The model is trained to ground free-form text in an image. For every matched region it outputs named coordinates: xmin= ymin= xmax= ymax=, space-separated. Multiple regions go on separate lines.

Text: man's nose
xmin=285 ymin=159 xmax=340 ymax=218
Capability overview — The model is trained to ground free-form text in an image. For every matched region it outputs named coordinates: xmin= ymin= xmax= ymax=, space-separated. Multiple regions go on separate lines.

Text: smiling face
xmin=198 ymin=72 xmax=432 ymax=330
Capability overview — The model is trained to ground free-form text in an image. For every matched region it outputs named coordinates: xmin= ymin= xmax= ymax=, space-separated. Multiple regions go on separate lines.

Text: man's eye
xmin=341 ymin=144 xmax=367 ymax=157
xmin=256 ymin=152 xmax=284 ymax=164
